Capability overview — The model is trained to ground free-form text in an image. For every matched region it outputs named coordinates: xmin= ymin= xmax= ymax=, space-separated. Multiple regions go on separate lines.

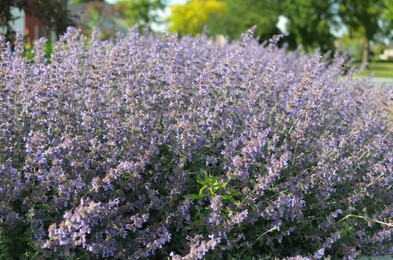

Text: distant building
xmin=0 ymin=7 xmax=59 ymax=46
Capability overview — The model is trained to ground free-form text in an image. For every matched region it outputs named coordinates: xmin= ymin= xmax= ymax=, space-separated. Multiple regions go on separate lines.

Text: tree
xmin=281 ymin=0 xmax=335 ymax=52
xmin=169 ymin=0 xmax=227 ymax=36
xmin=203 ymin=0 xmax=335 ymax=52
xmin=116 ymin=0 xmax=165 ymax=31
xmin=205 ymin=0 xmax=280 ymax=42
xmin=70 ymin=0 xmax=104 ymax=3
xmin=384 ymin=0 xmax=393 ymax=20
xmin=72 ymin=1 xmax=123 ymax=39
xmin=0 ymin=0 xmax=75 ymax=43
xmin=167 ymin=0 xmax=392 ymax=57
xmin=334 ymin=0 xmax=389 ymax=64
xmin=382 ymin=0 xmax=393 ymax=40
xmin=70 ymin=0 xmax=166 ymax=39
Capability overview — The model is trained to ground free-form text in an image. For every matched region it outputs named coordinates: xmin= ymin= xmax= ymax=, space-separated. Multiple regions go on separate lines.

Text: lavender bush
xmin=0 ymin=27 xmax=392 ymax=259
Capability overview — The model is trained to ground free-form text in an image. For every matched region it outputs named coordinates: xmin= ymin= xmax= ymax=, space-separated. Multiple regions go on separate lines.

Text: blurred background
xmin=1 ymin=0 xmax=393 ymax=77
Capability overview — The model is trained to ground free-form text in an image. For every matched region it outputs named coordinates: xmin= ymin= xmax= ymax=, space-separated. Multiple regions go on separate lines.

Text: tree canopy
xmin=116 ymin=0 xmax=165 ymax=31
xmin=168 ymin=0 xmax=393 ymax=59
xmin=205 ymin=0 xmax=280 ymax=42
xmin=71 ymin=0 xmax=166 ymax=38
xmin=170 ymin=0 xmax=335 ymax=52
xmin=334 ymin=0 xmax=390 ymax=63
xmin=169 ymin=0 xmax=227 ymax=36
xmin=384 ymin=0 xmax=393 ymax=20
xmin=70 ymin=0 xmax=104 ymax=3
xmin=0 ymin=0 xmax=74 ymax=43
xmin=281 ymin=0 xmax=334 ymax=52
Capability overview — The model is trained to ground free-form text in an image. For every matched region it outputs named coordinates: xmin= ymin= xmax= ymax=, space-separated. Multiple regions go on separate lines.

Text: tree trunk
xmin=362 ymin=39 xmax=369 ymax=66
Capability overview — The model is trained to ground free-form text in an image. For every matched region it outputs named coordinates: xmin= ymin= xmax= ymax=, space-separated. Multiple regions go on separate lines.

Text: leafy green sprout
xmin=186 ymin=170 xmax=240 ymax=204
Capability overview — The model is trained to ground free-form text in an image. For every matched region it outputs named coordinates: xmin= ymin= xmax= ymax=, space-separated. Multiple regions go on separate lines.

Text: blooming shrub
xmin=0 ymin=27 xmax=392 ymax=259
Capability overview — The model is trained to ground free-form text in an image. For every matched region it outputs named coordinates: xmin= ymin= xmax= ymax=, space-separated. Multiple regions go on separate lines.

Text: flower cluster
xmin=0 ymin=27 xmax=392 ymax=259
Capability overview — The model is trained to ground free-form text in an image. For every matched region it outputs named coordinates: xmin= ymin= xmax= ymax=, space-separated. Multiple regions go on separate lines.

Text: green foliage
xmin=170 ymin=0 xmax=392 ymax=54
xmin=73 ymin=2 xmax=124 ymax=40
xmin=73 ymin=0 xmax=165 ymax=38
xmin=0 ymin=241 xmax=12 ymax=260
xmin=0 ymin=223 xmax=12 ymax=260
xmin=70 ymin=0 xmax=104 ymax=3
xmin=0 ymin=0 xmax=75 ymax=43
xmin=334 ymin=0 xmax=391 ymax=63
xmin=0 ymin=220 xmax=33 ymax=259
xmin=336 ymin=0 xmax=385 ymax=40
xmin=383 ymin=0 xmax=393 ymax=21
xmin=188 ymin=170 xmax=229 ymax=199
xmin=187 ymin=0 xmax=335 ymax=51
xmin=24 ymin=40 xmax=54 ymax=62
xmin=205 ymin=0 xmax=280 ymax=42
xmin=280 ymin=0 xmax=334 ymax=52
xmin=169 ymin=0 xmax=227 ymax=36
xmin=116 ymin=0 xmax=165 ymax=31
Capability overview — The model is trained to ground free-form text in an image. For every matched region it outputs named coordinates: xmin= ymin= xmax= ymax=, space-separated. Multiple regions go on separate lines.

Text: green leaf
xmin=229 ymin=189 xmax=242 ymax=197
xmin=188 ymin=193 xmax=206 ymax=200
xmin=221 ymin=195 xmax=237 ymax=204
xmin=196 ymin=178 xmax=205 ymax=185
xmin=199 ymin=185 xmax=207 ymax=196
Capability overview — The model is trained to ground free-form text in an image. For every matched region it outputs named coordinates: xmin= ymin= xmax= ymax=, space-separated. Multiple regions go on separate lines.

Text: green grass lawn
xmin=354 ymin=61 xmax=393 ymax=78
